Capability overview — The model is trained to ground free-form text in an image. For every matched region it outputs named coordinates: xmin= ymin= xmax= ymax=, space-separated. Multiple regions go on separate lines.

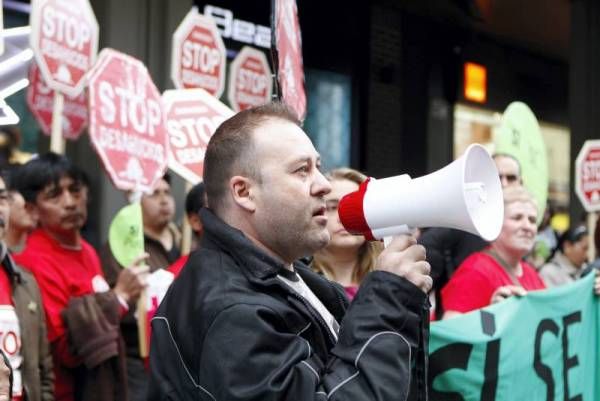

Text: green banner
xmin=430 ymin=273 xmax=600 ymax=401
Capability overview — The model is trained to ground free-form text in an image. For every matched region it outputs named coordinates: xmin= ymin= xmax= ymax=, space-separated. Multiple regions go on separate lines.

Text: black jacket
xmin=148 ymin=209 xmax=429 ymax=401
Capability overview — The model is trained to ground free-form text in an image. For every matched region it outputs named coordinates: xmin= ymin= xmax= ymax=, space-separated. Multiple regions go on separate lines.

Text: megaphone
xmin=338 ymin=144 xmax=503 ymax=241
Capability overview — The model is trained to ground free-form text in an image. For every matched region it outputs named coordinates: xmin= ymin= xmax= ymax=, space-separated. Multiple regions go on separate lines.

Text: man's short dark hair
xmin=13 ymin=152 xmax=88 ymax=203
xmin=185 ymin=182 xmax=205 ymax=216
xmin=203 ymin=102 xmax=301 ymax=214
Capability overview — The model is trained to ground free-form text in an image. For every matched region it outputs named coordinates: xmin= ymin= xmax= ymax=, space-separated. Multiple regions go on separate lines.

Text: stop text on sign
xmin=171 ymin=7 xmax=226 ymax=97
xmin=98 ymin=82 xmax=161 ymax=137
xmin=42 ymin=6 xmax=91 ymax=51
xmin=31 ymin=0 xmax=99 ymax=97
xmin=163 ymin=88 xmax=233 ymax=184
xmin=228 ymin=46 xmax=272 ymax=112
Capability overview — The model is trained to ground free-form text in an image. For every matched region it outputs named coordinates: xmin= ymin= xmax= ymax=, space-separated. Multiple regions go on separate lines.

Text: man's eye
xmin=296 ymin=166 xmax=309 ymax=173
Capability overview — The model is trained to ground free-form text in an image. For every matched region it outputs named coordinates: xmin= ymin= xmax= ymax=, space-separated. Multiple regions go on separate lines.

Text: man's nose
xmin=61 ymin=190 xmax=76 ymax=207
xmin=312 ymin=170 xmax=332 ymax=196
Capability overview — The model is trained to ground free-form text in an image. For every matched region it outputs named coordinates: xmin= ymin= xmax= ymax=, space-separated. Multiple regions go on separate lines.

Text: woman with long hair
xmin=312 ymin=168 xmax=382 ymax=300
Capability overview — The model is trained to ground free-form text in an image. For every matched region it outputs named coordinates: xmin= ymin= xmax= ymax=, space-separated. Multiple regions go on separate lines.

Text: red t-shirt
xmin=14 ymin=229 xmax=108 ymax=401
xmin=167 ymin=254 xmax=189 ymax=277
xmin=441 ymin=251 xmax=546 ymax=314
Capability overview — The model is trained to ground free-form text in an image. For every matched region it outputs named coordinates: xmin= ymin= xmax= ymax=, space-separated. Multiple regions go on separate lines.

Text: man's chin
xmin=312 ymin=231 xmax=331 ymax=251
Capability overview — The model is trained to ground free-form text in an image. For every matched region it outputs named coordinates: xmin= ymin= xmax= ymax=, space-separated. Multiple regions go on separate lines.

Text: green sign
xmin=430 ymin=273 xmax=600 ymax=401
xmin=494 ymin=102 xmax=548 ymax=224
xmin=108 ymin=202 xmax=144 ymax=268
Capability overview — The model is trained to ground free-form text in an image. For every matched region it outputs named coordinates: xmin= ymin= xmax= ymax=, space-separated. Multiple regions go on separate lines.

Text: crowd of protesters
xmin=0 ymin=102 xmax=600 ymax=401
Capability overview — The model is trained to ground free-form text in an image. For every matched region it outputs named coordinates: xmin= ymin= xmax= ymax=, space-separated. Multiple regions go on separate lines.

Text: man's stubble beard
xmin=266 ymin=212 xmax=330 ymax=263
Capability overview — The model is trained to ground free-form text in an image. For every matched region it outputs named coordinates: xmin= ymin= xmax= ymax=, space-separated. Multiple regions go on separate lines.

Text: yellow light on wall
xmin=464 ymin=62 xmax=487 ymax=103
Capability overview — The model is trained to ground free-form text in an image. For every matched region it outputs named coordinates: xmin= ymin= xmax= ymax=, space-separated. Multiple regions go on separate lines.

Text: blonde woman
xmin=312 ymin=168 xmax=383 ymax=300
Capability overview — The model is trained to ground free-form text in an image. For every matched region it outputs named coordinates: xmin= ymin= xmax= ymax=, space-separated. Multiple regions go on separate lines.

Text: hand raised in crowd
xmin=0 ymin=351 xmax=10 ymax=401
xmin=490 ymin=285 xmax=527 ymax=304
xmin=113 ymin=253 xmax=150 ymax=303
xmin=375 ymin=235 xmax=432 ymax=293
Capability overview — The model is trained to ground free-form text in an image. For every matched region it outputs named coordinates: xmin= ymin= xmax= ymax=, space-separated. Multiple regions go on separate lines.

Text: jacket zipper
xmin=288 ymin=291 xmax=337 ymax=346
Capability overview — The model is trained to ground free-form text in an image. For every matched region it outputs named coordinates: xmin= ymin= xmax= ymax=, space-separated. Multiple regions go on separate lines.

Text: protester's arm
xmin=29 ymin=254 xmax=146 ymax=369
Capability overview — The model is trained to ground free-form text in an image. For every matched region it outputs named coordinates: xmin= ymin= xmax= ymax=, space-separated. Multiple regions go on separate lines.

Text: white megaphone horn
xmin=338 ymin=144 xmax=504 ymax=242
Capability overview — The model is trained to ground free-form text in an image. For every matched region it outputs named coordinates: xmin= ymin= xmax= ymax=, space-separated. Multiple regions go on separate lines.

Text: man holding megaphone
xmin=149 ymin=102 xmax=432 ymax=401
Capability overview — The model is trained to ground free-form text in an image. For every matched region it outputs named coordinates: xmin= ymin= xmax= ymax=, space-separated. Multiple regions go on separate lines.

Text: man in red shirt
xmin=12 ymin=153 xmax=147 ymax=401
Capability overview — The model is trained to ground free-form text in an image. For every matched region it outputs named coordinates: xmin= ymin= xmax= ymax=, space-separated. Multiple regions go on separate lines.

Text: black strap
xmin=482 ymin=249 xmax=521 ymax=287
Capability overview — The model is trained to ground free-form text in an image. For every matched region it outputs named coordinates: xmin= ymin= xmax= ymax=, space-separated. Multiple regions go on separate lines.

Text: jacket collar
xmin=200 ymin=208 xmax=289 ymax=280
xmin=2 ymin=251 xmax=23 ymax=284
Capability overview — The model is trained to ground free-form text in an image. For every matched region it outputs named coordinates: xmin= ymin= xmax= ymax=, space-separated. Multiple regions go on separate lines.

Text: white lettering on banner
xmin=182 ymin=40 xmax=221 ymax=73
xmin=181 ymin=70 xmax=218 ymax=89
xmin=583 ymin=181 xmax=600 ymax=192
xmin=41 ymin=6 xmax=91 ymax=51
xmin=99 ymin=126 xmax=165 ymax=163
xmin=204 ymin=4 xmax=271 ymax=49
xmin=40 ymin=38 xmax=89 ymax=70
xmin=168 ymin=116 xmax=224 ymax=148
xmin=34 ymin=94 xmax=86 ymax=117
xmin=98 ymin=81 xmax=161 ymax=136
xmin=0 ymin=306 xmax=23 ymax=397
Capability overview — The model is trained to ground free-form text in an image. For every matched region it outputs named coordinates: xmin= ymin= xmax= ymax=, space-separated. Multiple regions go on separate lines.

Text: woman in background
xmin=441 ymin=186 xmax=546 ymax=318
xmin=312 ymin=168 xmax=382 ymax=300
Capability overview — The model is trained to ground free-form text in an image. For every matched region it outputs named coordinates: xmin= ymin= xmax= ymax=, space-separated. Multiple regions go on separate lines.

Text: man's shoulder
xmin=164 ymin=247 xmax=297 ymax=319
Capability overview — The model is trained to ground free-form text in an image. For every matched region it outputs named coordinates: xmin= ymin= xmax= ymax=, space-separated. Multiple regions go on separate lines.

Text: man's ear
xmin=188 ymin=212 xmax=203 ymax=236
xmin=229 ymin=175 xmax=256 ymax=212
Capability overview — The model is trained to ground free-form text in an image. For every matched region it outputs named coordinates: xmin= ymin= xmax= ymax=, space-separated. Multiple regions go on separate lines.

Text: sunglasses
xmin=499 ymin=174 xmax=519 ymax=183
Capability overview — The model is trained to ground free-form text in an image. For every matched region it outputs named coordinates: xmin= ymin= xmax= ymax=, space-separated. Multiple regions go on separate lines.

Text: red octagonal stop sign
xmin=88 ymin=48 xmax=168 ymax=193
xmin=163 ymin=88 xmax=233 ymax=184
xmin=27 ymin=62 xmax=88 ymax=140
xmin=30 ymin=0 xmax=99 ymax=97
xmin=171 ymin=8 xmax=226 ymax=97
xmin=576 ymin=140 xmax=600 ymax=212
xmin=228 ymin=46 xmax=273 ymax=112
